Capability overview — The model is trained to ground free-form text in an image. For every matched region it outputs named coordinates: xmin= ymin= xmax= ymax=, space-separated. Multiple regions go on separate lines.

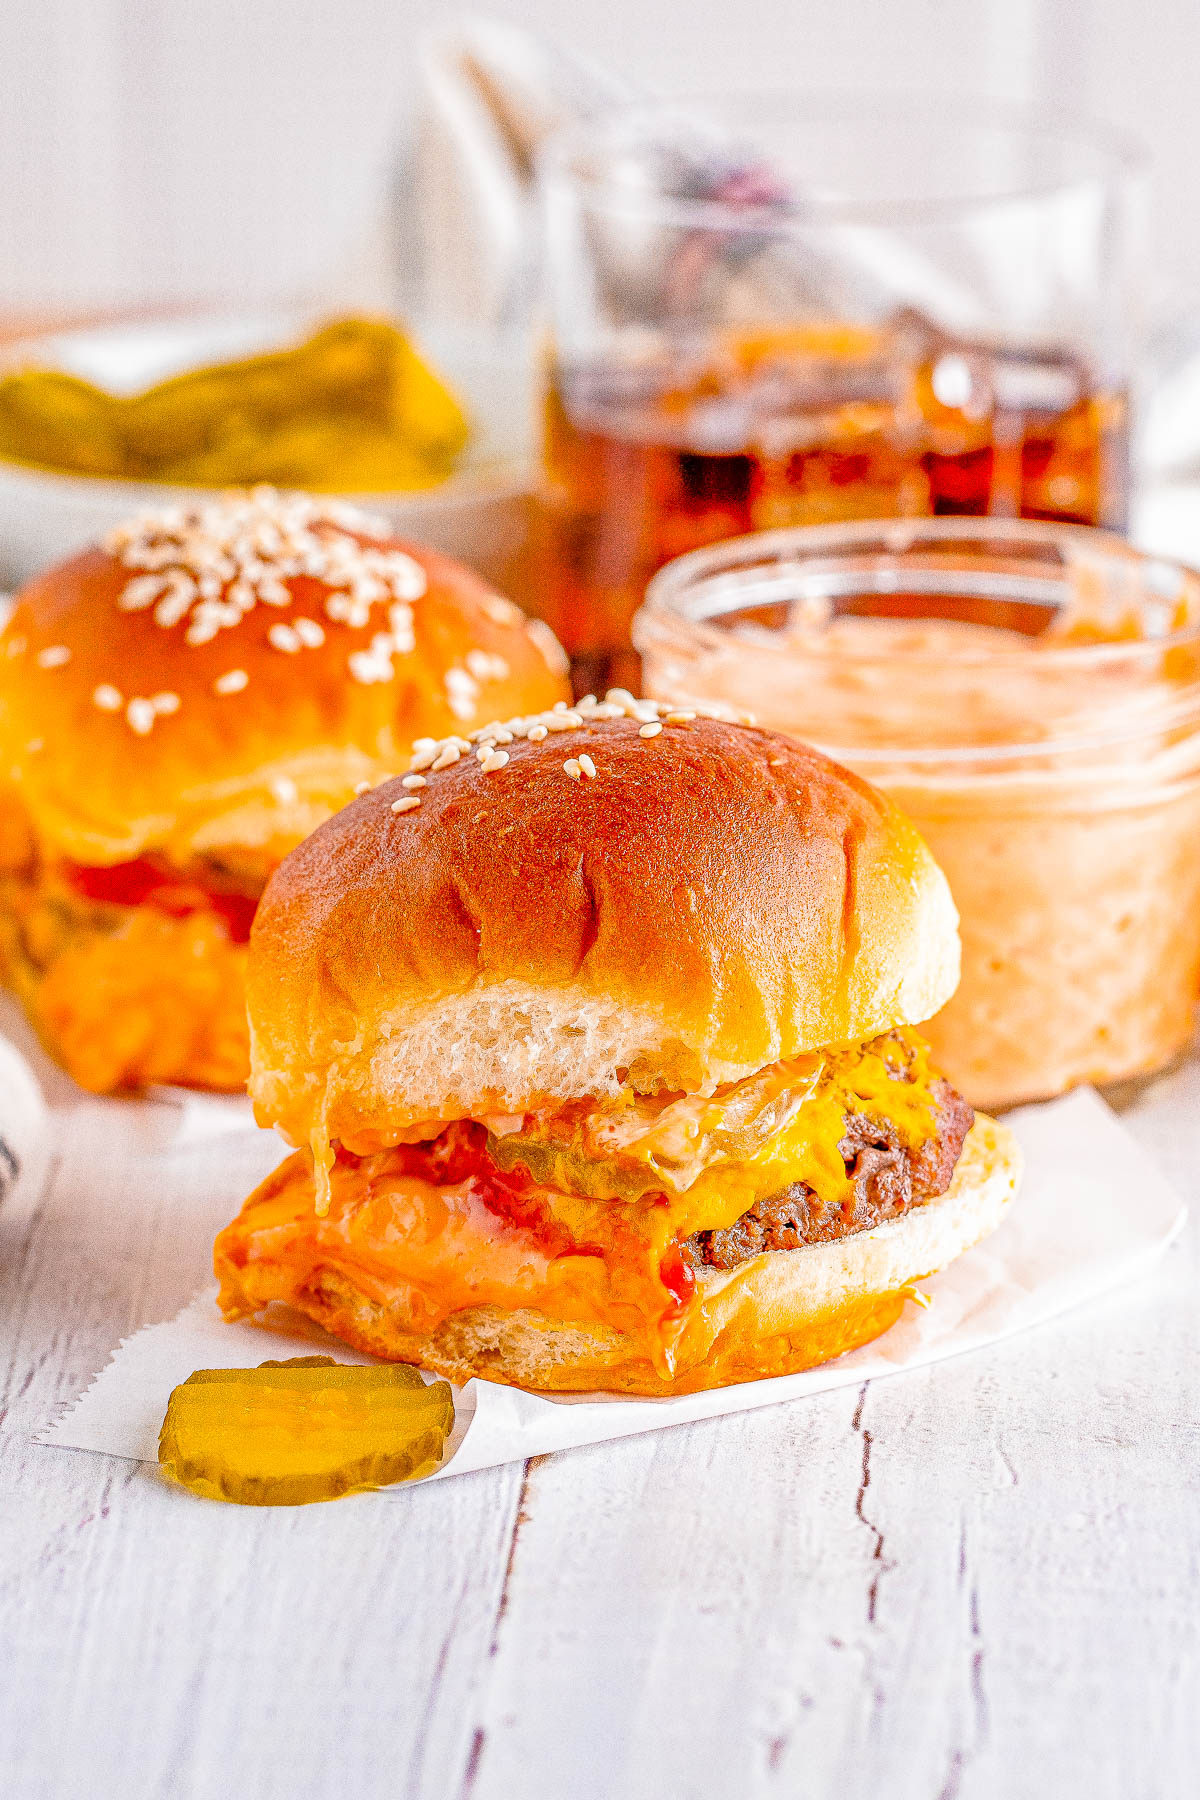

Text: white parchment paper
xmin=29 ymin=1073 xmax=1185 ymax=1487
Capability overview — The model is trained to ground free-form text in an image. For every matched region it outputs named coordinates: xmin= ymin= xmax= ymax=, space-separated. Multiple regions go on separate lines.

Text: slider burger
xmin=215 ymin=695 xmax=1021 ymax=1394
xmin=0 ymin=488 xmax=568 ymax=1093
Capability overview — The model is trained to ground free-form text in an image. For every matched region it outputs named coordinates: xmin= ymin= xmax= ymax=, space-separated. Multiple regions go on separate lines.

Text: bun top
xmin=0 ymin=488 xmax=568 ymax=863
xmin=247 ymin=695 xmax=961 ymax=1150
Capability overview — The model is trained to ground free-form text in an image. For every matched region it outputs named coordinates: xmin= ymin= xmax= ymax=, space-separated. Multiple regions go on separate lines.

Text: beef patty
xmin=681 ymin=1078 xmax=974 ymax=1274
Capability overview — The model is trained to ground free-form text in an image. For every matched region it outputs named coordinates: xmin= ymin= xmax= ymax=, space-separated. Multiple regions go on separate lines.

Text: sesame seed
xmin=347 ymin=653 xmax=390 ymax=684
xmin=93 ymin=684 xmax=123 ymax=711
xmin=117 ymin=573 xmax=169 ymax=611
xmin=524 ymin=618 xmax=570 ymax=676
xmin=481 ymin=594 xmax=522 ymax=627
xmin=268 ymin=623 xmax=302 ymax=654
xmin=151 ymin=691 xmax=180 ymax=715
xmin=214 ymin=669 xmax=248 ymax=695
xmin=394 ymin=692 xmax=753 ymax=799
xmin=353 ymin=780 xmax=373 ymax=796
xmin=445 ymin=665 xmax=480 ymax=721
xmin=4 ymin=635 xmax=27 ymax=658
xmin=154 ymin=586 xmax=196 ymax=629
xmin=126 ymin=697 xmax=156 ymax=736
xmin=103 ymin=489 xmax=431 ymax=651
xmin=401 ymin=773 xmax=427 ymax=789
xmin=388 ymin=602 xmax=415 ymax=653
xmin=466 ymin=648 xmax=511 ymax=683
xmin=665 ymin=710 xmax=696 ymax=724
xmin=36 ymin=645 xmax=71 ymax=669
xmin=270 ymin=776 xmax=299 ymax=805
xmin=391 ymin=795 xmax=421 ymax=814
xmin=380 ymin=553 xmax=427 ymax=602
xmin=293 ymin=616 xmax=325 ymax=647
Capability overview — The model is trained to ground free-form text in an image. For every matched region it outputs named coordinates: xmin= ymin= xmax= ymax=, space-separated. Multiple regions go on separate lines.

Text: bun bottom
xmin=1 ymin=898 xmax=249 ymax=1093
xmin=238 ymin=1115 xmax=1020 ymax=1396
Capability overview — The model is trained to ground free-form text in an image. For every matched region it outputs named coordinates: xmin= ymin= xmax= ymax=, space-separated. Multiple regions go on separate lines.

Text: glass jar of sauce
xmin=635 ymin=518 xmax=1200 ymax=1109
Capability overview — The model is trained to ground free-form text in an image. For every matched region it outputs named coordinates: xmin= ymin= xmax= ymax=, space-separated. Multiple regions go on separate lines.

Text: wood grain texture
xmin=1 ymin=1050 xmax=1198 ymax=1800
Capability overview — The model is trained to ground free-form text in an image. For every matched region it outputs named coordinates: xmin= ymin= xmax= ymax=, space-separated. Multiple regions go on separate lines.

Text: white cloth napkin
xmin=411 ymin=19 xmax=1111 ymax=345
xmin=32 ymin=1074 xmax=1185 ymax=1489
xmin=0 ymin=1034 xmax=50 ymax=1222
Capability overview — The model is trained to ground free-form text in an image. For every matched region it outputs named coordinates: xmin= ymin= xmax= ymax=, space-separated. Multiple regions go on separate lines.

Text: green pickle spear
xmin=158 ymin=1356 xmax=455 ymax=1505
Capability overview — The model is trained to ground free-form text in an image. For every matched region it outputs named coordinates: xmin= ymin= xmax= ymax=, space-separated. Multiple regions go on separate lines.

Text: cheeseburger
xmin=215 ymin=694 xmax=1020 ymax=1394
xmin=0 ymin=488 xmax=568 ymax=1092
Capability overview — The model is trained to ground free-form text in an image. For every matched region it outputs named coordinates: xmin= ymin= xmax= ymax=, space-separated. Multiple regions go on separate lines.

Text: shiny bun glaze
xmin=0 ymin=488 xmax=569 ymax=865
xmin=248 ymin=698 xmax=962 ymax=1154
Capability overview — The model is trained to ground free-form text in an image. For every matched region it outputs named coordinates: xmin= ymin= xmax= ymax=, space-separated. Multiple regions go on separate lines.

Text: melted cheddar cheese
xmin=488 ymin=1031 xmax=939 ymax=1234
xmin=0 ymin=849 xmax=256 ymax=1091
xmin=217 ymin=1032 xmax=943 ymax=1379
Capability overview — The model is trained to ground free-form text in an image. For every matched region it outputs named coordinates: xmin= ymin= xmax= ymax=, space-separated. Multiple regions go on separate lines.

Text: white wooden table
xmin=2 ymin=1047 xmax=1198 ymax=1800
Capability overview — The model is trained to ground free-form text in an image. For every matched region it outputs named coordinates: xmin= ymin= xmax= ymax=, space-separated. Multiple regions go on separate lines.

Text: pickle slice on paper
xmin=158 ymin=1357 xmax=454 ymax=1506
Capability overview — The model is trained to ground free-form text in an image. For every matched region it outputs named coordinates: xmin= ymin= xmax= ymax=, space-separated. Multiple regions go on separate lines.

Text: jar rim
xmin=539 ymin=91 xmax=1147 ymax=232
xmin=639 ymin=517 xmax=1200 ymax=669
xmin=635 ymin=519 xmax=1200 ymax=770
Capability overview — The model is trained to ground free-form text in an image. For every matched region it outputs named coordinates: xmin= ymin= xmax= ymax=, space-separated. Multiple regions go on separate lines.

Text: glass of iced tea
xmin=535 ymin=94 xmax=1145 ymax=694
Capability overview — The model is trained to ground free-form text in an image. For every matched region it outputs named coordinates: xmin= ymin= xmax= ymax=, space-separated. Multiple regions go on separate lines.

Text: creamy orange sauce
xmin=217 ymin=1034 xmax=944 ymax=1378
xmin=644 ymin=590 xmax=1200 ymax=1109
xmin=217 ymin=1150 xmax=691 ymax=1376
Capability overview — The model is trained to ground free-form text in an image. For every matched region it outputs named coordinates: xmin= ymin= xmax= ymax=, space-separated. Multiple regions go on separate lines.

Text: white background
xmin=2 ymin=0 xmax=1197 ymax=328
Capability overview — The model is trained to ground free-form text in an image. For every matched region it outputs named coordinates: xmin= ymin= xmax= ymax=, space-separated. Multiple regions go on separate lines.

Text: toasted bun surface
xmin=217 ymin=1113 xmax=1018 ymax=1394
xmin=0 ymin=489 xmax=568 ymax=865
xmin=248 ymin=699 xmax=961 ymax=1149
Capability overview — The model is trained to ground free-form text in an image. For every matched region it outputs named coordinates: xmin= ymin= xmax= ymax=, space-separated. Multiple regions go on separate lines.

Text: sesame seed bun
xmin=247 ymin=700 xmax=961 ymax=1153
xmin=215 ymin=1113 xmax=1020 ymax=1395
xmin=0 ymin=490 xmax=569 ymax=865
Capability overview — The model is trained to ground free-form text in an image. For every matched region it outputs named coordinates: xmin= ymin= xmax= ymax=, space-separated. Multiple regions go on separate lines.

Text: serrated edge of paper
xmin=35 ymin=1291 xmax=220 ymax=1447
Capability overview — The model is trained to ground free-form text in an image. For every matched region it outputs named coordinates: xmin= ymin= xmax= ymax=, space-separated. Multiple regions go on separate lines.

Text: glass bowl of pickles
xmin=0 ymin=312 xmax=534 ymax=590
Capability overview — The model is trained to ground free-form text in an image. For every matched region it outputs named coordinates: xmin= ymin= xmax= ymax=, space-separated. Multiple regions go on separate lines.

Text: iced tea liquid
xmin=535 ymin=325 xmax=1129 ymax=694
